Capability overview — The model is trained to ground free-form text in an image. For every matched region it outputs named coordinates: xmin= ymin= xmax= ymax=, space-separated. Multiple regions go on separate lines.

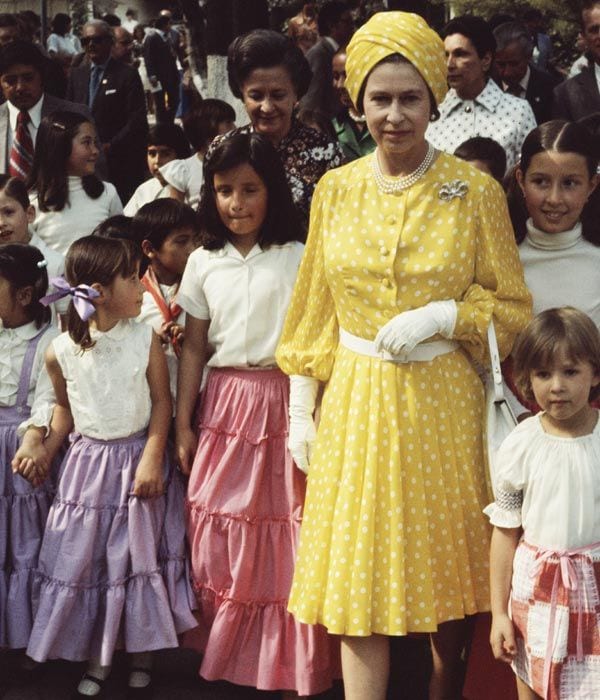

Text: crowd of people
xmin=1 ymin=2 xmax=600 ymax=700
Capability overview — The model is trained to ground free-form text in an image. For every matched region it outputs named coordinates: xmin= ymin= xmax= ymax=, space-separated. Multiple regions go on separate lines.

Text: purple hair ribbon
xmin=40 ymin=276 xmax=100 ymax=321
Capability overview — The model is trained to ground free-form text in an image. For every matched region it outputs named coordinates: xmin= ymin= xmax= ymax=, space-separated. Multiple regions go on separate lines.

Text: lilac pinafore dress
xmin=0 ymin=326 xmax=55 ymax=649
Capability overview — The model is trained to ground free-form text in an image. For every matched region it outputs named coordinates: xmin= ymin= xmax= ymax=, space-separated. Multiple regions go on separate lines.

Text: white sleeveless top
xmin=53 ymin=320 xmax=152 ymax=439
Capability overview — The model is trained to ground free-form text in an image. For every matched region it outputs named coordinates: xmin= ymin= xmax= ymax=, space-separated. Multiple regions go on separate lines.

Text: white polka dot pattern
xmin=275 ymin=151 xmax=532 ymax=635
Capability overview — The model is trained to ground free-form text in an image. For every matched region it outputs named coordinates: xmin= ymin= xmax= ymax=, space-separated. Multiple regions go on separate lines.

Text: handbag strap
xmin=487 ymin=321 xmax=505 ymax=403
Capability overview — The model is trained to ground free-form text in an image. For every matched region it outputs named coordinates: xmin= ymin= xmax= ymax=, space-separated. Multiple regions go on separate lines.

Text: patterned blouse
xmin=207 ymin=118 xmax=344 ymax=232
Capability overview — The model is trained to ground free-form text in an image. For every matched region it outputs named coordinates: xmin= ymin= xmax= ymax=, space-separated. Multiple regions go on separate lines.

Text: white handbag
xmin=484 ymin=322 xmax=517 ymax=497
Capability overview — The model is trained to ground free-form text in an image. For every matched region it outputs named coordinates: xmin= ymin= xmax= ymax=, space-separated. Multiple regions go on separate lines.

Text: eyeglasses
xmin=81 ymin=35 xmax=110 ymax=47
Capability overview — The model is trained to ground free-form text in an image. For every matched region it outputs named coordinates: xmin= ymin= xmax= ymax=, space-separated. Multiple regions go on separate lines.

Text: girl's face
xmin=517 ymin=150 xmax=598 ymax=234
xmin=241 ymin=65 xmax=297 ymax=146
xmin=97 ymin=265 xmax=144 ymax=324
xmin=530 ymin=343 xmax=600 ymax=431
xmin=363 ymin=61 xmax=432 ymax=173
xmin=67 ymin=122 xmax=100 ymax=177
xmin=0 ymin=190 xmax=34 ymax=244
xmin=147 ymin=144 xmax=177 ymax=177
xmin=214 ymin=162 xmax=268 ymax=253
xmin=0 ymin=275 xmax=30 ymax=328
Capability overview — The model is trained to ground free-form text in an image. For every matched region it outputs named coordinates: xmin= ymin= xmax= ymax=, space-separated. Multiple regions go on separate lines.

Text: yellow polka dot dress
xmin=276 ymin=151 xmax=532 ymax=636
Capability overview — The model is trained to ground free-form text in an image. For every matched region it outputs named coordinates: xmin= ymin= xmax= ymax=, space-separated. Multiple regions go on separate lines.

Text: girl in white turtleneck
xmin=505 ymin=118 xmax=600 ymax=415
xmin=29 ymin=111 xmax=122 ymax=256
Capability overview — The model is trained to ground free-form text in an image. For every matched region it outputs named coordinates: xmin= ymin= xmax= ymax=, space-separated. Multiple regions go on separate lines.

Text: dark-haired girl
xmin=175 ymin=132 xmax=339 ymax=696
xmin=29 ymin=111 xmax=122 ymax=256
xmin=15 ymin=236 xmax=196 ymax=698
xmin=0 ymin=244 xmax=58 ymax=651
xmin=505 ymin=119 xmax=600 ymax=416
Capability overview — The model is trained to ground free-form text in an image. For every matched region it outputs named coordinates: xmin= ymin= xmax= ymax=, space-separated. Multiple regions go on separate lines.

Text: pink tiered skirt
xmin=185 ymin=367 xmax=339 ymax=695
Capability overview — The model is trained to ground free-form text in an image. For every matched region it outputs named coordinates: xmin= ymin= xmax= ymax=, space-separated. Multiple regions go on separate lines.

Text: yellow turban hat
xmin=345 ymin=11 xmax=448 ymax=111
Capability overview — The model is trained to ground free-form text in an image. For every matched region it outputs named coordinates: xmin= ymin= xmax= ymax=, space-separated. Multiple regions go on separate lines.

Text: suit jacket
xmin=0 ymin=93 xmax=93 ymax=173
xmin=553 ymin=66 xmax=600 ymax=122
xmin=301 ymin=38 xmax=338 ymax=119
xmin=142 ymin=30 xmax=179 ymax=93
xmin=525 ymin=65 xmax=557 ymax=124
xmin=67 ymin=58 xmax=148 ymax=202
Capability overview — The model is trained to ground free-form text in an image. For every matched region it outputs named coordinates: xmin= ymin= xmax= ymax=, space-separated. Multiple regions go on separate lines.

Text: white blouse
xmin=123 ymin=177 xmax=171 ymax=216
xmin=138 ymin=284 xmax=185 ymax=401
xmin=53 ymin=320 xmax=152 ymax=439
xmin=29 ymin=232 xmax=68 ymax=317
xmin=178 ymin=241 xmax=304 ymax=368
xmin=31 ymin=177 xmax=123 ymax=255
xmin=0 ymin=321 xmax=58 ymax=433
xmin=484 ymin=413 xmax=600 ymax=550
xmin=159 ymin=154 xmax=203 ymax=209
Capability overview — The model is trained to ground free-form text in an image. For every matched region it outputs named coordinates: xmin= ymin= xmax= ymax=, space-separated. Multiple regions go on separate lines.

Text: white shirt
xmin=0 ymin=320 xmax=58 ymax=433
xmin=485 ymin=413 xmax=600 ymax=550
xmin=124 ymin=177 xmax=171 ymax=216
xmin=426 ymin=78 xmax=537 ymax=172
xmin=31 ymin=177 xmax=123 ymax=255
xmin=159 ymin=154 xmax=204 ymax=209
xmin=138 ymin=284 xmax=185 ymax=402
xmin=178 ymin=241 xmax=304 ymax=368
xmin=46 ymin=32 xmax=82 ymax=57
xmin=7 ymin=94 xmax=44 ymax=155
xmin=53 ymin=320 xmax=153 ymax=439
xmin=519 ymin=219 xmax=600 ymax=326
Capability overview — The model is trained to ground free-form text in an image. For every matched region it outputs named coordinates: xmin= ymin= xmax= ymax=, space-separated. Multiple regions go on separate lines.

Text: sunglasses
xmin=81 ymin=35 xmax=110 ymax=46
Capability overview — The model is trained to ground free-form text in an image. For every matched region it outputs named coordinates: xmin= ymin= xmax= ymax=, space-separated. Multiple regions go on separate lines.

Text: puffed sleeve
xmin=453 ymin=176 xmax=532 ymax=364
xmin=177 ymin=248 xmax=210 ymax=320
xmin=17 ymin=325 xmax=60 ymax=436
xmin=483 ymin=419 xmax=531 ymax=529
xmin=276 ymin=177 xmax=339 ymax=382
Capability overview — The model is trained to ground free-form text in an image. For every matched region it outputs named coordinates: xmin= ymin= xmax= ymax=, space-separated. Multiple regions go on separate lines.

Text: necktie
xmin=89 ymin=65 xmax=102 ymax=106
xmin=506 ymin=83 xmax=523 ymax=98
xmin=9 ymin=110 xmax=34 ymax=181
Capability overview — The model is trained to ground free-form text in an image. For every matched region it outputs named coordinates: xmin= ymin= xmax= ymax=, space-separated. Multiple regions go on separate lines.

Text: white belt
xmin=339 ymin=328 xmax=459 ymax=363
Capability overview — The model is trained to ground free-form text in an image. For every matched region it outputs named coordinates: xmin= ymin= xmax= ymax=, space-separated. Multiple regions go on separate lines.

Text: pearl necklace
xmin=372 ymin=143 xmax=435 ymax=193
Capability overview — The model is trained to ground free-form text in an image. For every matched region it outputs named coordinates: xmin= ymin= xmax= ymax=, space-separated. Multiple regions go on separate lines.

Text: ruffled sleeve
xmin=159 ymin=159 xmax=189 ymax=192
xmin=483 ymin=419 xmax=531 ymax=529
xmin=276 ymin=176 xmax=339 ymax=382
xmin=453 ymin=176 xmax=532 ymax=364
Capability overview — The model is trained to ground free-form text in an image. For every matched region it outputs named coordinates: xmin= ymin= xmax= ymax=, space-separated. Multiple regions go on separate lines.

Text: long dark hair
xmin=0 ymin=244 xmax=50 ymax=328
xmin=29 ymin=111 xmax=104 ymax=212
xmin=198 ymin=132 xmax=303 ymax=249
xmin=507 ymin=119 xmax=600 ymax=245
xmin=64 ymin=235 xmax=141 ymax=350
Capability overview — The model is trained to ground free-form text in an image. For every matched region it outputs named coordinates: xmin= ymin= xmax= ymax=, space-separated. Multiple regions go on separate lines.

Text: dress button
xmin=382 ymin=279 xmax=391 ymax=288
xmin=387 ymin=216 xmax=397 ymax=225
xmin=464 ymin=105 xmax=472 ymax=113
xmin=379 ymin=246 xmax=388 ymax=256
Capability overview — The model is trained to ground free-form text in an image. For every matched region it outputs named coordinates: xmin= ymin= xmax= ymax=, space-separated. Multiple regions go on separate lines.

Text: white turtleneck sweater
xmin=519 ymin=219 xmax=600 ymax=326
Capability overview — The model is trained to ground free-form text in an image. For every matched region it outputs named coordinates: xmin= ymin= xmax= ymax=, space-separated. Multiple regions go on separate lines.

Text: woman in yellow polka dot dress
xmin=275 ymin=11 xmax=532 ymax=700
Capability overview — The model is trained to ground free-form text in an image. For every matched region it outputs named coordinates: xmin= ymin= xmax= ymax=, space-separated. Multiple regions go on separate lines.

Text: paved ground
xmin=0 ymin=637 xmax=432 ymax=699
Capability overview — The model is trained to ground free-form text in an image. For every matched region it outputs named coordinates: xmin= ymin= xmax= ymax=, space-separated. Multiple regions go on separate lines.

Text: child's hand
xmin=175 ymin=426 xmax=197 ymax=476
xmin=12 ymin=430 xmax=50 ymax=485
xmin=133 ymin=457 xmax=164 ymax=498
xmin=490 ymin=613 xmax=517 ymax=663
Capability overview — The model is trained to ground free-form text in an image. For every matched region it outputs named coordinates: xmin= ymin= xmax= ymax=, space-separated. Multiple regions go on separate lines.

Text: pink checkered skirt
xmin=511 ymin=540 xmax=600 ymax=699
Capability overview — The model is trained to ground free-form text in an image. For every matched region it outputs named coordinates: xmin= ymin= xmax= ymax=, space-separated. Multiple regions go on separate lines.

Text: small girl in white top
xmin=161 ymin=99 xmax=235 ymax=209
xmin=504 ymin=120 xmax=600 ymax=416
xmin=14 ymin=236 xmax=196 ymax=698
xmin=175 ymin=132 xmax=339 ymax=695
xmin=0 ymin=245 xmax=58 ymax=652
xmin=487 ymin=307 xmax=600 ymax=700
xmin=29 ymin=111 xmax=122 ymax=256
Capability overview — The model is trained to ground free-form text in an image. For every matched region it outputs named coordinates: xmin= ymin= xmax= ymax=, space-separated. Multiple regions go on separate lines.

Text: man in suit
xmin=143 ymin=14 xmax=179 ymax=124
xmin=300 ymin=1 xmax=354 ymax=119
xmin=553 ymin=0 xmax=600 ymax=121
xmin=0 ymin=39 xmax=93 ymax=178
xmin=493 ymin=21 xmax=557 ymax=125
xmin=67 ymin=20 xmax=147 ymax=203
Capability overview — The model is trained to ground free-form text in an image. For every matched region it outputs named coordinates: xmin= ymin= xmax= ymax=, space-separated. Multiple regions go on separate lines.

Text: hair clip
xmin=37 ymin=258 xmax=48 ymax=269
xmin=52 ymin=121 xmax=67 ymax=131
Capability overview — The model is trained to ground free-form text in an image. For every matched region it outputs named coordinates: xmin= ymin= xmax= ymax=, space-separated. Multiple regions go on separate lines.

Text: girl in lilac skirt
xmin=0 ymin=245 xmax=58 ymax=653
xmin=175 ymin=132 xmax=339 ymax=697
xmin=14 ymin=235 xmax=196 ymax=698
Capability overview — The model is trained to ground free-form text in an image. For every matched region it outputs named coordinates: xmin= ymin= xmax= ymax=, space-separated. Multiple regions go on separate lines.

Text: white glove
xmin=288 ymin=375 xmax=319 ymax=474
xmin=374 ymin=300 xmax=457 ymax=358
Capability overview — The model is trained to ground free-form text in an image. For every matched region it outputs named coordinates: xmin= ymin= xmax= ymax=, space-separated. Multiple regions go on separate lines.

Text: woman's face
xmin=241 ymin=65 xmax=298 ymax=146
xmin=363 ymin=61 xmax=432 ymax=170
